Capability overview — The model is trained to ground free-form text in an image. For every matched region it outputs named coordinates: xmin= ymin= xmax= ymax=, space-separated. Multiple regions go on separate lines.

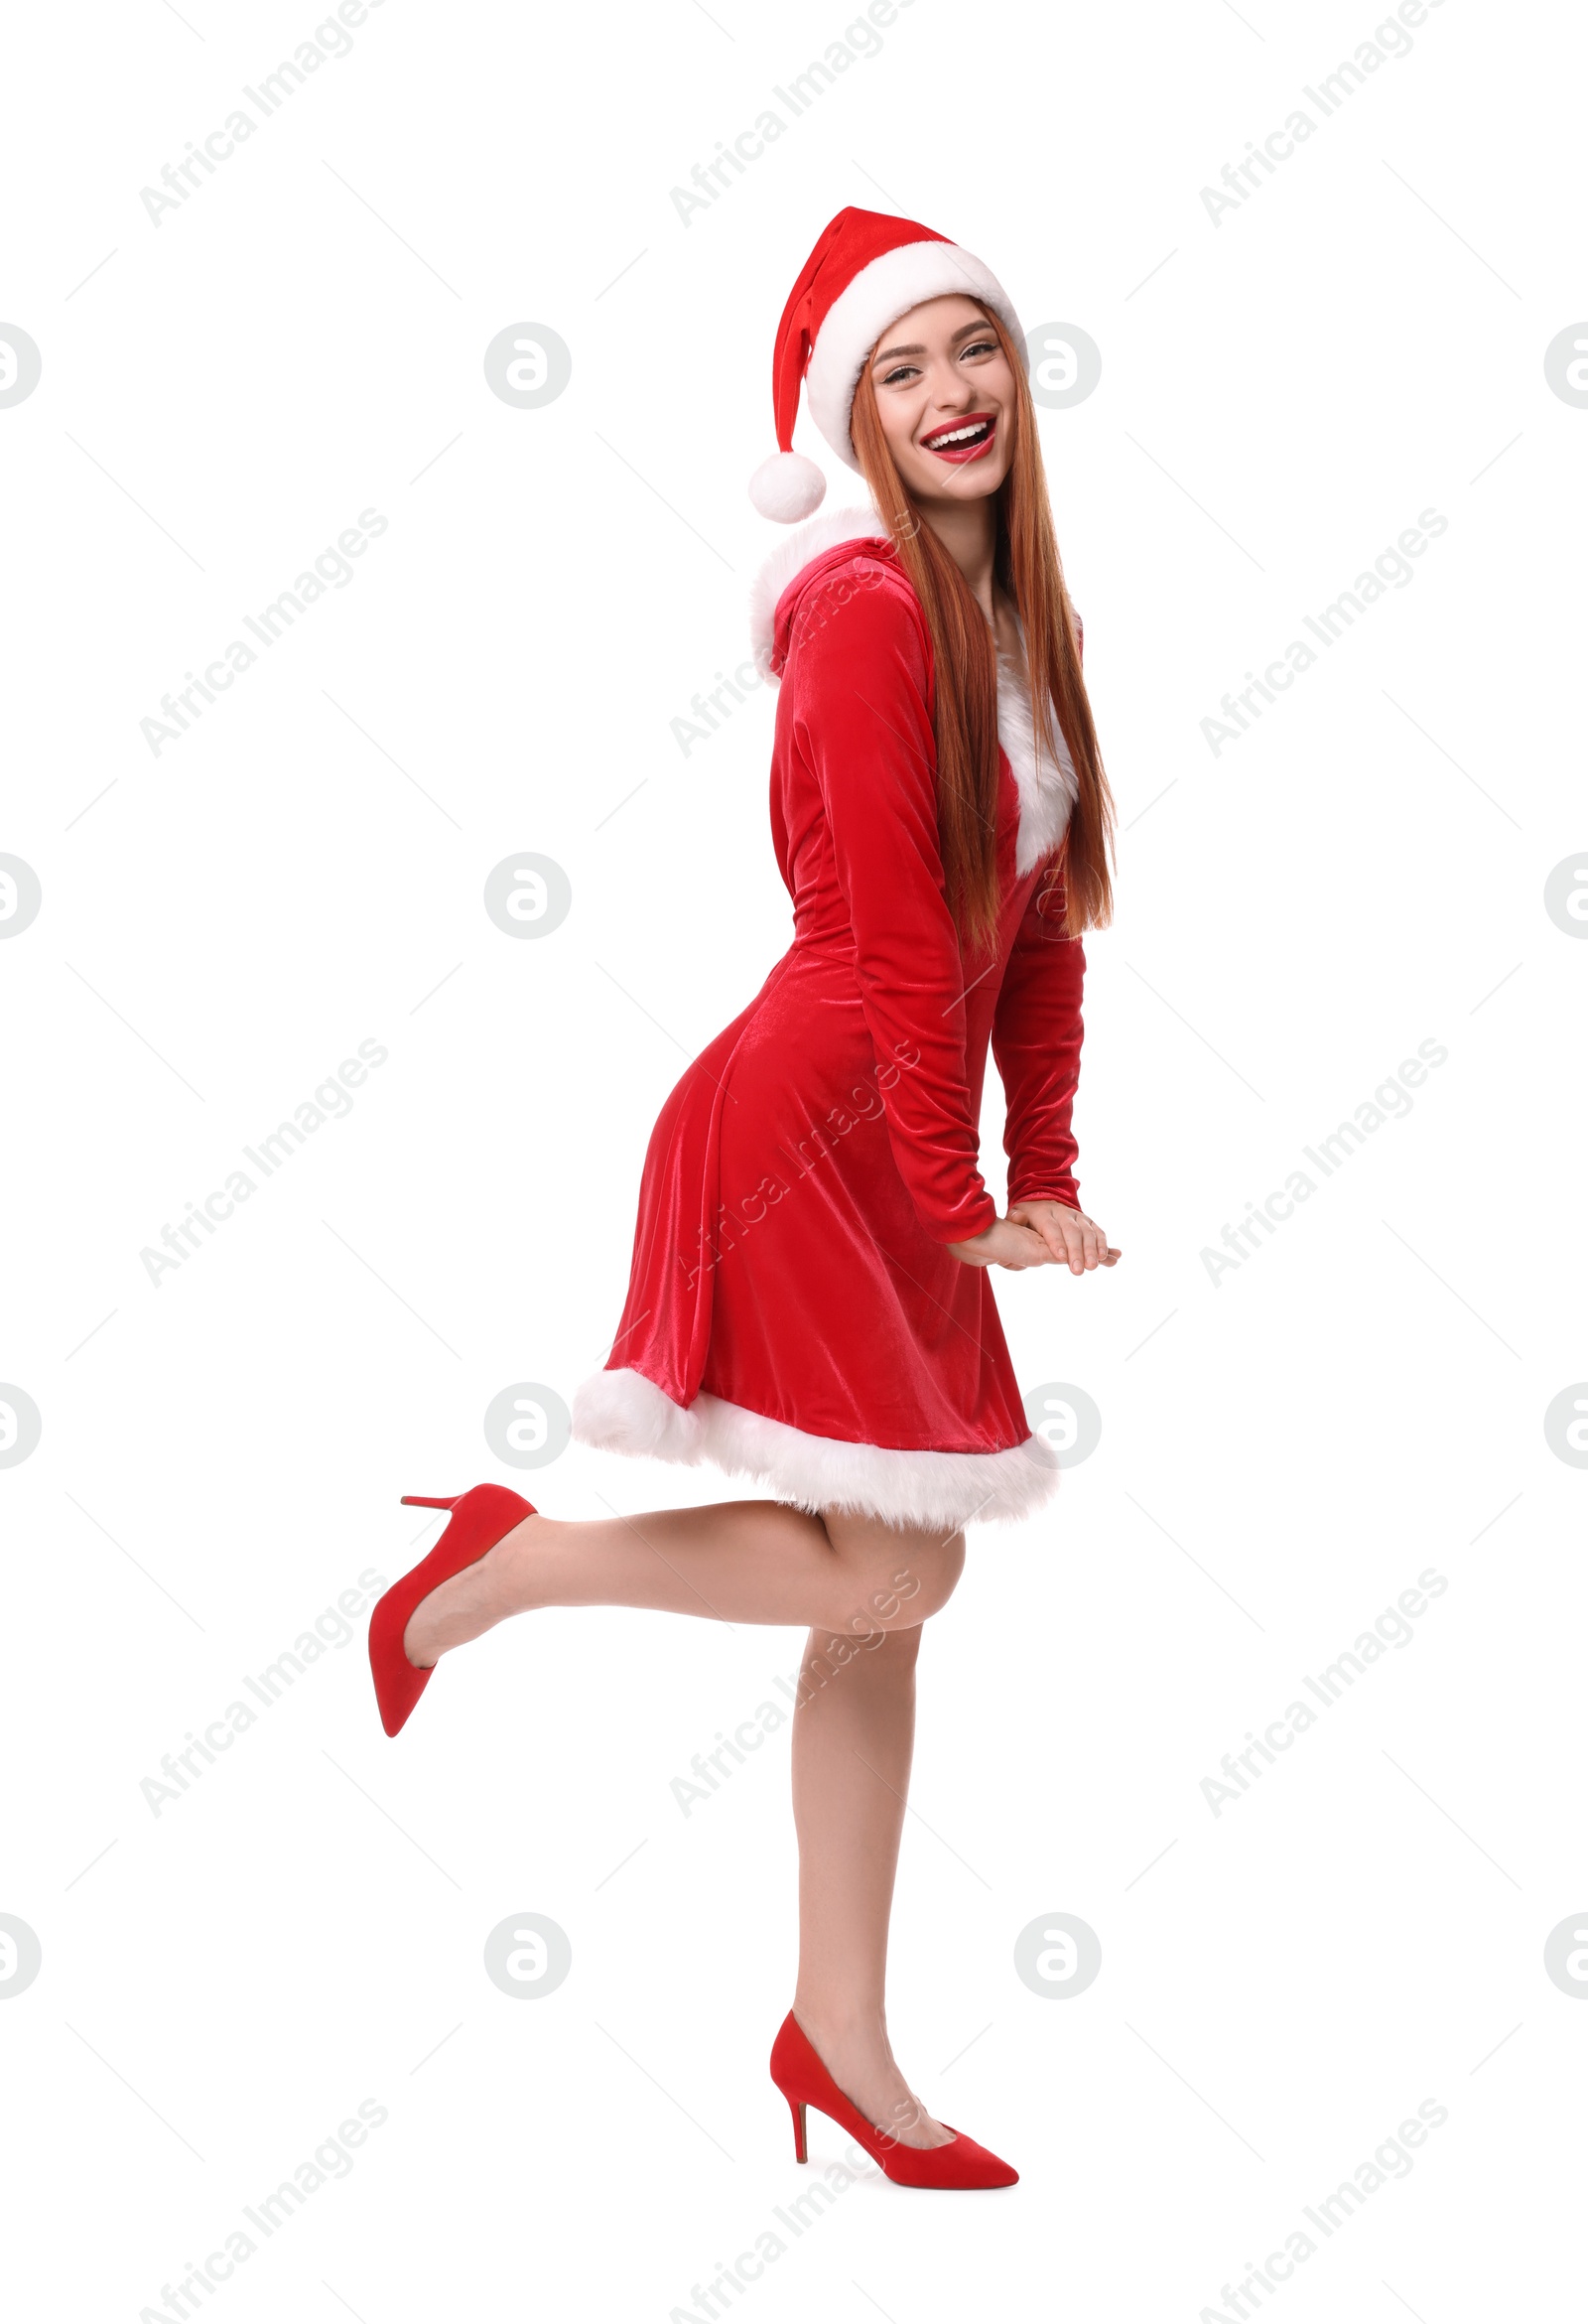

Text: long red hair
xmin=849 ymin=307 xmax=1114 ymax=952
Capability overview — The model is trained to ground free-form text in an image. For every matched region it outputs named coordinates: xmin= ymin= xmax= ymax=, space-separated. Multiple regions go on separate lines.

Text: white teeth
xmin=926 ymin=421 xmax=990 ymax=449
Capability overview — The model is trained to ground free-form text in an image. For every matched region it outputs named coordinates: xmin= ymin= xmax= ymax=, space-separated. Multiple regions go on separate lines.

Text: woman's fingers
xmin=1034 ymin=1215 xmax=1074 ymax=1266
xmin=1056 ymin=1208 xmax=1099 ymax=1273
xmin=1010 ymin=1204 xmax=1070 ymax=1267
xmin=992 ymin=1206 xmax=1124 ymax=1272
xmin=1079 ymin=1215 xmax=1120 ymax=1270
xmin=995 ymin=1222 xmax=1053 ymax=1270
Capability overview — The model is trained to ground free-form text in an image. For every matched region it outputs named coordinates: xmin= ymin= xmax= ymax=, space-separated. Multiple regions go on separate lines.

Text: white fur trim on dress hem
xmin=572 ymin=1366 xmax=1060 ymax=1532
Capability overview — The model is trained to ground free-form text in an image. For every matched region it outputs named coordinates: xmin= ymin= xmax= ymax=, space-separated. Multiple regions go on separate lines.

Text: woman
xmin=369 ymin=207 xmax=1119 ymax=2191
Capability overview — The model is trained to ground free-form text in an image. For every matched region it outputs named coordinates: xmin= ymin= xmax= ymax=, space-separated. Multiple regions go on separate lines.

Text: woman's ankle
xmin=789 ymin=2001 xmax=950 ymax=2145
xmin=486 ymin=1512 xmax=549 ymax=1614
xmin=792 ymin=1996 xmax=888 ymax=2054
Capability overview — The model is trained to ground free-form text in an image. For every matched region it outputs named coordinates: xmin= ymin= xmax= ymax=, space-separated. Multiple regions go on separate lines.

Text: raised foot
xmin=401 ymin=1515 xmax=539 ymax=1669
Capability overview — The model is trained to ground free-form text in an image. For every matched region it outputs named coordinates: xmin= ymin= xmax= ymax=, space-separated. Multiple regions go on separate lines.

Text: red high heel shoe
xmin=368 ymin=1485 xmax=534 ymax=1736
xmin=769 ymin=2011 xmax=1018 ymax=2189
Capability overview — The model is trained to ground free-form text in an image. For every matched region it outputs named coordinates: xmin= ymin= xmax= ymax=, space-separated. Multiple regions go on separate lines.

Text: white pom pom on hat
xmin=748 ymin=205 xmax=1024 ymax=522
xmin=748 ymin=450 xmax=828 ymax=523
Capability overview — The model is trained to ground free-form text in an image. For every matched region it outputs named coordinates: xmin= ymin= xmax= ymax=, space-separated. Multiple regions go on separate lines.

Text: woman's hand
xmin=1005 ymin=1199 xmax=1120 ymax=1274
xmin=946 ymin=1217 xmax=1055 ymax=1270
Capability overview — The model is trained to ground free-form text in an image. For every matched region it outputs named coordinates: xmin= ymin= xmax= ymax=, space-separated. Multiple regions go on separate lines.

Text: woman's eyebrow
xmin=871 ymin=322 xmax=992 ymax=365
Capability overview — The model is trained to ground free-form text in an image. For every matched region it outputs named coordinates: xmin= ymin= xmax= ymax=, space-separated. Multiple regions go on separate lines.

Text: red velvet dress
xmin=573 ymin=511 xmax=1087 ymax=1530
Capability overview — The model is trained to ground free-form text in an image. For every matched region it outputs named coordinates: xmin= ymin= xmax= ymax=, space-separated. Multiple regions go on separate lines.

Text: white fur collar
xmin=748 ymin=504 xmax=887 ymax=679
xmin=749 ymin=510 xmax=1075 ymax=874
xmin=997 ymin=640 xmax=1077 ymax=874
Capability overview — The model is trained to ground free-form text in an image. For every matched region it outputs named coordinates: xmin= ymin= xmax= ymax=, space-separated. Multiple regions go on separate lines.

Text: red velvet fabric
xmin=601 ymin=540 xmax=1086 ymax=1461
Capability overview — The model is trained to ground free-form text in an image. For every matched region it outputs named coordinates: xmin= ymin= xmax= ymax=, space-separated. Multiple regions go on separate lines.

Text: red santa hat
xmin=748 ymin=205 xmax=1025 ymax=523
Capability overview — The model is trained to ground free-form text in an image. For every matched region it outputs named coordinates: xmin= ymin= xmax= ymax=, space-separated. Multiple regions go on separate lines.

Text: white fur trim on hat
xmin=806 ymin=240 xmax=1024 ymax=473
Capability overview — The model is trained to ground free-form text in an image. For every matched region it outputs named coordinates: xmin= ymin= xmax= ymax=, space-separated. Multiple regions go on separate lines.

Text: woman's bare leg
xmin=790 ymin=1622 xmax=954 ymax=2146
xmin=399 ymin=1494 xmax=967 ymax=2150
xmin=401 ymin=1498 xmax=957 ymax=1663
xmin=789 ymin=1511 xmax=965 ymax=2150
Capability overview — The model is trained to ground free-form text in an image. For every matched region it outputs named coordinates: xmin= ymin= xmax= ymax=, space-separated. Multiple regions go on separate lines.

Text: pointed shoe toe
xmin=367 ymin=1484 xmax=533 ymax=1736
xmin=886 ymin=2125 xmax=1018 ymax=2190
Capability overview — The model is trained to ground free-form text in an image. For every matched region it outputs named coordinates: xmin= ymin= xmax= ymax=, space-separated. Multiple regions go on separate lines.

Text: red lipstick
xmin=919 ymin=411 xmax=997 ymax=464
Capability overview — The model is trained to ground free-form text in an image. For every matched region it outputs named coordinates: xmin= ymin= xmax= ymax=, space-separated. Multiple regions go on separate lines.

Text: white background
xmin=3 ymin=0 xmax=1585 ymax=2316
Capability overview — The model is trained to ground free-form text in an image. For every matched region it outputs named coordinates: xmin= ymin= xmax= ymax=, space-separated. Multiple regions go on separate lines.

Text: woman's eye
xmin=962 ymin=340 xmax=996 ymax=359
xmin=880 ymin=364 xmax=918 ymax=386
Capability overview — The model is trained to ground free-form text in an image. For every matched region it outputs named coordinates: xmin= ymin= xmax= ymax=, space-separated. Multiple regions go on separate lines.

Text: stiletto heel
xmin=769 ymin=2011 xmax=1017 ymax=2190
xmin=368 ymin=1483 xmax=535 ymax=1736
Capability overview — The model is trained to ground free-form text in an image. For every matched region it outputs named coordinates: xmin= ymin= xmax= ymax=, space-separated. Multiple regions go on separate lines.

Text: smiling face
xmin=863 ymin=294 xmax=1017 ymax=508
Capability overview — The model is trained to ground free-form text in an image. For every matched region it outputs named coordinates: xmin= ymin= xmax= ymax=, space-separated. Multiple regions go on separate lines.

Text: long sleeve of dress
xmin=789 ymin=566 xmax=997 ymax=1246
xmin=992 ymin=866 xmax=1086 ymax=1212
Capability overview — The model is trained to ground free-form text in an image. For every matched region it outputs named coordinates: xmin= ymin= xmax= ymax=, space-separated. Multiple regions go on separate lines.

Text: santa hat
xmin=748 ymin=205 xmax=1025 ymax=523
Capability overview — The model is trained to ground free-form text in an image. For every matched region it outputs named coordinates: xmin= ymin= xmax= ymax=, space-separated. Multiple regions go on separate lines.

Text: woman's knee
xmin=821 ymin=1512 xmax=966 ymax=1628
xmin=898 ymin=1528 xmax=965 ymax=1620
